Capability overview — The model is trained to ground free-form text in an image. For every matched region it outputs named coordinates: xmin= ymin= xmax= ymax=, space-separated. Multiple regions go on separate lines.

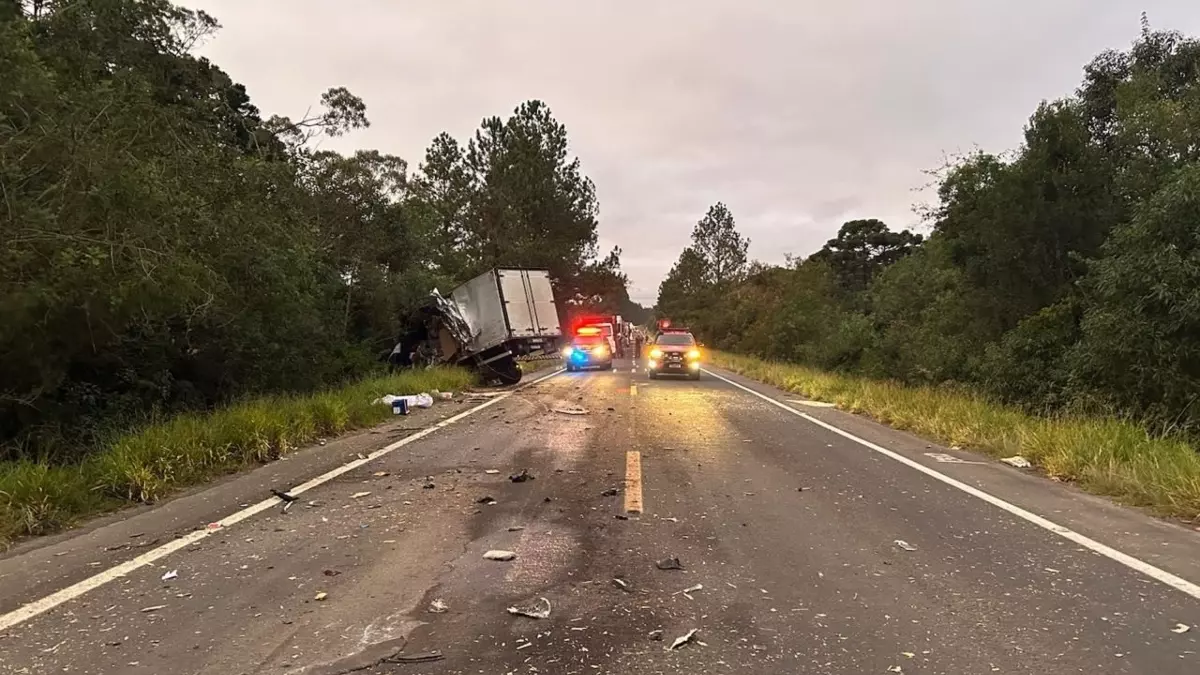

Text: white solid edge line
xmin=0 ymin=368 xmax=565 ymax=633
xmin=702 ymin=368 xmax=1200 ymax=601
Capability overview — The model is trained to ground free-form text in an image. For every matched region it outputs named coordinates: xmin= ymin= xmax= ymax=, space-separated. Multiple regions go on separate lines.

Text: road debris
xmin=314 ymin=591 xmax=328 ymax=601
xmin=507 ymin=526 xmax=525 ymax=532
xmin=656 ymin=556 xmax=684 ymax=570
xmin=322 ymin=569 xmax=340 ymax=577
xmin=476 ymin=496 xmax=497 ymax=505
xmin=271 ymin=489 xmax=298 ymax=503
xmin=206 ymin=522 xmax=222 ymax=531
xmin=350 ymin=491 xmax=372 ymax=499
xmin=668 ymin=628 xmax=699 ymax=650
xmin=483 ymin=550 xmax=517 ymax=561
xmin=387 ymin=651 xmax=445 ymax=664
xmin=887 ymin=667 xmax=903 ymax=673
xmin=552 ymin=406 xmax=589 ymax=415
xmin=372 ymin=471 xmax=390 ymax=477
xmin=894 ymin=539 xmax=918 ymax=552
xmin=1172 ymin=623 xmax=1191 ymax=634
xmin=484 ymin=469 xmax=501 ymax=474
xmin=615 ymin=514 xmax=629 ymax=520
xmin=429 ymin=598 xmax=449 ymax=613
xmin=140 ymin=605 xmax=167 ymax=613
xmin=1001 ymin=455 xmax=1032 ymax=469
xmin=422 ymin=481 xmax=435 ymax=489
xmin=600 ymin=487 xmax=620 ymax=497
xmin=161 ymin=570 xmax=178 ymax=582
xmin=648 ymin=629 xmax=664 ymax=641
xmin=612 ymin=576 xmax=634 ymax=593
xmin=678 ymin=583 xmax=703 ymax=599
xmin=902 ymin=652 xmax=916 ymax=658
xmin=507 ymin=596 xmax=552 ymax=619
xmin=509 ymin=469 xmax=534 ymax=483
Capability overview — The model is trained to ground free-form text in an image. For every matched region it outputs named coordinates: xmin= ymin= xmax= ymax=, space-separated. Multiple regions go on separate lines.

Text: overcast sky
xmin=185 ymin=1 xmax=1200 ymax=305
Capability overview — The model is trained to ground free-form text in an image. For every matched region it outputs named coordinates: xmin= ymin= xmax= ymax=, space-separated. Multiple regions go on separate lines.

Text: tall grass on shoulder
xmin=0 ymin=368 xmax=474 ymax=546
xmin=711 ymin=352 xmax=1200 ymax=520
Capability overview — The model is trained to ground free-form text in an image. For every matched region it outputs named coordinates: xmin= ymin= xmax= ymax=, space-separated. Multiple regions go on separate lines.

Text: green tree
xmin=810 ymin=219 xmax=923 ymax=296
xmin=691 ymin=202 xmax=749 ymax=285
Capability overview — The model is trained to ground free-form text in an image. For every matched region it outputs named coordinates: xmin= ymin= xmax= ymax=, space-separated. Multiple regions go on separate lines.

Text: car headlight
xmin=687 ymin=349 xmax=701 ymax=360
xmin=649 ymin=348 xmax=663 ymax=359
xmin=593 ymin=345 xmax=609 ymax=356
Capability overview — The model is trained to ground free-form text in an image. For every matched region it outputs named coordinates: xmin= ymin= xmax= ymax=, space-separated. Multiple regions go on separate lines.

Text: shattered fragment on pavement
xmin=509 ymin=468 xmax=534 ymax=483
xmin=506 ymin=596 xmax=551 ymax=619
xmin=667 ymin=628 xmax=699 ymax=650
xmin=894 ymin=539 xmax=918 ymax=552
xmin=656 ymin=556 xmax=684 ymax=570
xmin=483 ymin=550 xmax=517 ymax=561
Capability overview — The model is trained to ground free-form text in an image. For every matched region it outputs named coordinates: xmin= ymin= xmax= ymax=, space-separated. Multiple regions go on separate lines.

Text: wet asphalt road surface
xmin=2 ymin=360 xmax=1199 ymax=674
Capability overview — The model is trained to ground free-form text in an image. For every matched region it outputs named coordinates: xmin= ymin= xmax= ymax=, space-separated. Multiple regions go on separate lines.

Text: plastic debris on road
xmin=484 ymin=469 xmax=500 ymax=474
xmin=483 ymin=549 xmax=517 ymax=561
xmin=271 ymin=489 xmax=298 ymax=503
xmin=894 ymin=540 xmax=918 ymax=552
xmin=1172 ymin=623 xmax=1191 ymax=634
xmin=668 ymin=628 xmax=699 ymax=650
xmin=612 ymin=576 xmax=634 ymax=593
xmin=656 ymin=556 xmax=684 ymax=570
xmin=509 ymin=469 xmax=534 ymax=483
xmin=429 ymin=598 xmax=449 ymax=613
xmin=373 ymin=393 xmax=434 ymax=409
xmin=1001 ymin=455 xmax=1032 ymax=468
xmin=506 ymin=596 xmax=551 ymax=619
xmin=314 ymin=591 xmax=328 ymax=601
xmin=476 ymin=496 xmax=497 ymax=505
xmin=161 ymin=570 xmax=178 ymax=582
xmin=350 ymin=491 xmax=372 ymax=499
xmin=140 ymin=605 xmax=167 ymax=613
xmin=678 ymin=583 xmax=703 ymax=599
xmin=552 ymin=406 xmax=589 ymax=415
xmin=648 ymin=629 xmax=664 ymax=641
xmin=887 ymin=667 xmax=903 ymax=673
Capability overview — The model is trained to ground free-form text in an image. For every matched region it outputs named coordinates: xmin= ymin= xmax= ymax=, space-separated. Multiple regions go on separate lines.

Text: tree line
xmin=658 ymin=23 xmax=1200 ymax=436
xmin=0 ymin=0 xmax=642 ymax=460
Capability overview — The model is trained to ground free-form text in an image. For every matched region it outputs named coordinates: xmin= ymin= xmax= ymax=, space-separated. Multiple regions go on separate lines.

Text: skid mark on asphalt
xmin=0 ymin=369 xmax=565 ymax=633
xmin=704 ymin=368 xmax=1200 ymax=601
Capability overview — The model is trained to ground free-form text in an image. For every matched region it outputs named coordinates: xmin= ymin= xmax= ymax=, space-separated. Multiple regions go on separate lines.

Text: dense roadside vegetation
xmin=0 ymin=0 xmax=647 ymax=541
xmin=659 ymin=24 xmax=1200 ymax=516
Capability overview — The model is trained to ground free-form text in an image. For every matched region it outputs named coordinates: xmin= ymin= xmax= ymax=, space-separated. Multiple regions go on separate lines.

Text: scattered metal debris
xmin=484 ymin=469 xmax=501 ymax=475
xmin=429 ymin=598 xmax=449 ymax=613
xmin=507 ymin=596 xmax=551 ymax=619
xmin=140 ymin=605 xmax=167 ymax=613
xmin=271 ymin=489 xmax=298 ymax=503
xmin=483 ymin=550 xmax=517 ymax=561
xmin=668 ymin=628 xmax=699 ymax=650
xmin=612 ymin=576 xmax=634 ymax=593
xmin=510 ymin=469 xmax=534 ymax=483
xmin=1172 ymin=623 xmax=1191 ymax=634
xmin=507 ymin=526 xmax=525 ymax=532
xmin=552 ymin=407 xmax=589 ymax=415
xmin=372 ymin=471 xmax=390 ymax=477
xmin=387 ymin=651 xmax=445 ymax=664
xmin=615 ymin=514 xmax=629 ymax=520
xmin=600 ymin=487 xmax=620 ymax=497
xmin=887 ymin=667 xmax=903 ymax=673
xmin=350 ymin=491 xmax=372 ymax=499
xmin=678 ymin=583 xmax=703 ymax=599
xmin=648 ymin=629 xmax=664 ymax=641
xmin=422 ymin=482 xmax=435 ymax=489
xmin=160 ymin=570 xmax=178 ymax=582
xmin=476 ymin=496 xmax=497 ymax=505
xmin=1001 ymin=456 xmax=1032 ymax=469
xmin=323 ymin=569 xmax=340 ymax=577
xmin=314 ymin=592 xmax=328 ymax=601
xmin=894 ymin=539 xmax=918 ymax=552
xmin=656 ymin=557 xmax=684 ymax=571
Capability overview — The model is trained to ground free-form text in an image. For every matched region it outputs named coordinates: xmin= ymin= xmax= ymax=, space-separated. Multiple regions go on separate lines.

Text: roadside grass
xmin=711 ymin=352 xmax=1200 ymax=520
xmin=0 ymin=368 xmax=475 ymax=546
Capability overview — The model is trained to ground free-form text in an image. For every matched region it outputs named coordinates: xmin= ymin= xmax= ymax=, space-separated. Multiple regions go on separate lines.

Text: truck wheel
xmin=482 ymin=354 xmax=523 ymax=386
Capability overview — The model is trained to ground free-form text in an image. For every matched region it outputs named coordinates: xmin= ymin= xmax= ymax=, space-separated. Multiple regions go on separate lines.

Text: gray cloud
xmin=185 ymin=1 xmax=1200 ymax=304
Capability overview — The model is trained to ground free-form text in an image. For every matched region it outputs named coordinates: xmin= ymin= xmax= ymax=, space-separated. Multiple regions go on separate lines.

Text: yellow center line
xmin=624 ymin=450 xmax=643 ymax=514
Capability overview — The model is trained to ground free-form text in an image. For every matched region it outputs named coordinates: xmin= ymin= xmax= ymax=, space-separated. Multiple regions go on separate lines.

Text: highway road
xmin=1 ymin=360 xmax=1198 ymax=674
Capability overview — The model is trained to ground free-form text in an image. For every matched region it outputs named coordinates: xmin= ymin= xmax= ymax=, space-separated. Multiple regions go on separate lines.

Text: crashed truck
xmin=396 ymin=268 xmax=563 ymax=386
